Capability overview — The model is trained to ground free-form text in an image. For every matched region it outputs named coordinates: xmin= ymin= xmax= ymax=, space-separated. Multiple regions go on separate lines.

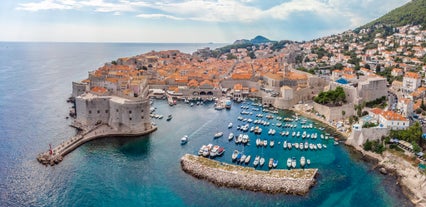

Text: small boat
xmin=245 ymin=155 xmax=251 ymax=164
xmin=299 ymin=142 xmax=304 ymax=150
xmin=180 ymin=135 xmax=188 ymax=145
xmin=253 ymin=156 xmax=260 ymax=167
xmin=166 ymin=114 xmax=172 ymax=121
xmin=228 ymin=122 xmax=233 ymax=128
xmin=294 ymin=143 xmax=299 ymax=149
xmin=240 ymin=154 xmax=247 ymax=163
xmin=270 ymin=140 xmax=275 ymax=147
xmin=283 ymin=141 xmax=287 ymax=149
xmin=263 ymin=140 xmax=267 ymax=147
xmin=317 ymin=143 xmax=322 ymax=149
xmin=304 ymin=142 xmax=308 ymax=149
xmin=217 ymin=147 xmax=225 ymax=156
xmin=287 ymin=142 xmax=292 ymax=149
xmin=232 ymin=150 xmax=239 ymax=160
xmin=291 ymin=158 xmax=296 ymax=168
xmin=287 ymin=158 xmax=292 ymax=168
xmin=242 ymin=134 xmax=249 ymax=144
xmin=323 ymin=144 xmax=327 ymax=148
xmin=228 ymin=133 xmax=234 ymax=141
xmin=210 ymin=145 xmax=219 ymax=157
xmin=272 ymin=159 xmax=278 ymax=168
xmin=307 ymin=159 xmax=311 ymax=165
xmin=334 ymin=141 xmax=339 ymax=145
xmin=300 ymin=156 xmax=306 ymax=168
xmin=235 ymin=134 xmax=242 ymax=144
xmin=256 ymin=138 xmax=261 ymax=146
xmin=292 ymin=131 xmax=296 ymax=137
xmin=268 ymin=158 xmax=274 ymax=168
xmin=198 ymin=145 xmax=206 ymax=156
xmin=259 ymin=157 xmax=265 ymax=166
xmin=236 ymin=153 xmax=242 ymax=162
xmin=214 ymin=132 xmax=224 ymax=138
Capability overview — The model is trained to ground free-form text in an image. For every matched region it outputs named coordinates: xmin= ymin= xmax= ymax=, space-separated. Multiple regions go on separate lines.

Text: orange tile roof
xmin=234 ymin=83 xmax=243 ymax=90
xmin=187 ymin=79 xmax=199 ymax=87
xmin=405 ymin=71 xmax=421 ymax=79
xmin=91 ymin=86 xmax=108 ymax=94
xmin=380 ymin=110 xmax=408 ymax=121
xmin=231 ymin=73 xmax=252 ymax=80
xmin=370 ymin=108 xmax=383 ymax=115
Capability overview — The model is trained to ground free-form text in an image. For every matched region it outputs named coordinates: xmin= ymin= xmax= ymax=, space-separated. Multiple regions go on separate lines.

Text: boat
xmin=304 ymin=142 xmax=308 ymax=149
xmin=228 ymin=122 xmax=233 ymax=128
xmin=287 ymin=158 xmax=292 ymax=168
xmin=334 ymin=141 xmax=339 ymax=145
xmin=268 ymin=158 xmax=274 ymax=168
xmin=245 ymin=155 xmax=251 ymax=164
xmin=272 ymin=159 xmax=278 ymax=168
xmin=323 ymin=144 xmax=327 ymax=148
xmin=166 ymin=114 xmax=172 ymax=121
xmin=283 ymin=141 xmax=287 ymax=149
xmin=202 ymin=145 xmax=210 ymax=157
xmin=292 ymin=131 xmax=296 ymax=136
xmin=307 ymin=159 xmax=311 ymax=165
xmin=210 ymin=145 xmax=219 ymax=157
xmin=198 ymin=145 xmax=206 ymax=156
xmin=240 ymin=154 xmax=247 ymax=163
xmin=253 ymin=156 xmax=260 ymax=167
xmin=291 ymin=157 xmax=296 ymax=168
xmin=180 ymin=135 xmax=188 ymax=145
xmin=236 ymin=153 xmax=242 ymax=162
xmin=317 ymin=143 xmax=322 ymax=149
xmin=270 ymin=140 xmax=275 ymax=147
xmin=287 ymin=142 xmax=292 ymax=149
xmin=256 ymin=138 xmax=261 ymax=146
xmin=300 ymin=156 xmax=306 ymax=168
xmin=228 ymin=133 xmax=234 ymax=141
xmin=214 ymin=132 xmax=224 ymax=138
xmin=263 ymin=140 xmax=267 ymax=147
xmin=294 ymin=143 xmax=299 ymax=149
xmin=242 ymin=134 xmax=249 ymax=144
xmin=235 ymin=134 xmax=242 ymax=144
xmin=232 ymin=150 xmax=239 ymax=160
xmin=259 ymin=157 xmax=265 ymax=166
xmin=217 ymin=147 xmax=225 ymax=156
xmin=225 ymin=100 xmax=232 ymax=109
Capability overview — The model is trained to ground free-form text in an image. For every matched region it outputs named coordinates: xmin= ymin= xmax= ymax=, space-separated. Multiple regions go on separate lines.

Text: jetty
xmin=180 ymin=154 xmax=317 ymax=195
xmin=37 ymin=123 xmax=157 ymax=166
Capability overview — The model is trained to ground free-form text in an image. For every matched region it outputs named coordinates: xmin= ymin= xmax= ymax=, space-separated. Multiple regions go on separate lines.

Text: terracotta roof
xmin=380 ymin=110 xmax=408 ymax=121
xmin=370 ymin=108 xmax=383 ymax=115
xmin=91 ymin=86 xmax=107 ymax=94
xmin=405 ymin=72 xmax=421 ymax=79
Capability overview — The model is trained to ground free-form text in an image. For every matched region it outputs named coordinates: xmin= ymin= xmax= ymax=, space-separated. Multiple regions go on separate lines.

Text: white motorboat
xmin=300 ymin=156 xmax=306 ymax=168
xmin=283 ymin=141 xmax=287 ymax=149
xmin=270 ymin=140 xmax=275 ymax=147
xmin=228 ymin=133 xmax=234 ymax=141
xmin=253 ymin=156 xmax=260 ymax=167
xmin=214 ymin=132 xmax=223 ymax=138
xmin=228 ymin=122 xmax=233 ymax=128
xmin=287 ymin=158 xmax=292 ymax=168
xmin=272 ymin=159 xmax=278 ymax=168
xmin=180 ymin=135 xmax=188 ymax=145
xmin=307 ymin=159 xmax=311 ymax=165
xmin=244 ymin=155 xmax=251 ymax=164
xmin=232 ymin=150 xmax=239 ymax=160
xmin=291 ymin=158 xmax=296 ymax=168
xmin=259 ymin=157 xmax=265 ymax=166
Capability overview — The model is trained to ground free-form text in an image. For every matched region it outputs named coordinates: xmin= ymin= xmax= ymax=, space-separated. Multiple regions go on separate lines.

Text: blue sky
xmin=0 ymin=0 xmax=410 ymax=43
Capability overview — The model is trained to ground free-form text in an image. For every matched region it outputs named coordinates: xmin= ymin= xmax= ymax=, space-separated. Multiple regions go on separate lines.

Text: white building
xmin=403 ymin=72 xmax=421 ymax=93
xmin=378 ymin=110 xmax=409 ymax=130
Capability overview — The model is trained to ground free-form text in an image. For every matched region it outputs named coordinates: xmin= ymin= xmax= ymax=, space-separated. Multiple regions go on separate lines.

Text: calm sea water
xmin=0 ymin=42 xmax=412 ymax=207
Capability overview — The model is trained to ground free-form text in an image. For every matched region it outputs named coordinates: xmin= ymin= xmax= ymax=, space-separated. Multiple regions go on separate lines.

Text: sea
xmin=0 ymin=42 xmax=413 ymax=207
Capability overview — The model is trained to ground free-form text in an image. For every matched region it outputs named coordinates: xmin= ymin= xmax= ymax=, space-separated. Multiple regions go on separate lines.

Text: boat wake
xmin=189 ymin=119 xmax=214 ymax=137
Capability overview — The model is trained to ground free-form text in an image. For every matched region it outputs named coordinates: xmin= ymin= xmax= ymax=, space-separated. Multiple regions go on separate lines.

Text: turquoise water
xmin=0 ymin=42 xmax=412 ymax=206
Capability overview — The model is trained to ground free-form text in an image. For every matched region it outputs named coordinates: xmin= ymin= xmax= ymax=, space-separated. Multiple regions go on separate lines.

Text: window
xmin=141 ymin=116 xmax=144 ymax=119
xmin=97 ymin=110 xmax=100 ymax=114
xmin=129 ymin=110 xmax=132 ymax=114
xmin=89 ymin=110 xmax=92 ymax=114
xmin=141 ymin=109 xmax=144 ymax=112
xmin=129 ymin=118 xmax=132 ymax=121
xmin=116 ymin=109 xmax=119 ymax=112
xmin=105 ymin=110 xmax=109 ymax=113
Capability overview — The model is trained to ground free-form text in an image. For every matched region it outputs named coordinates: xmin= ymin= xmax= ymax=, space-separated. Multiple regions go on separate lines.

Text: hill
xmin=360 ymin=0 xmax=426 ymax=29
xmin=233 ymin=35 xmax=275 ymax=45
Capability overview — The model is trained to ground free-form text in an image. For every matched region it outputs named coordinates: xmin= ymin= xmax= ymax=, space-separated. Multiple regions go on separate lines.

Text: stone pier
xmin=180 ymin=154 xmax=318 ymax=195
xmin=37 ymin=124 xmax=157 ymax=166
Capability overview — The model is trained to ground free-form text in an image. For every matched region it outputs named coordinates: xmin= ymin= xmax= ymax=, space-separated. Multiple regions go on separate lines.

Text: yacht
xmin=268 ymin=158 xmax=274 ymax=168
xmin=270 ymin=140 xmax=275 ymax=148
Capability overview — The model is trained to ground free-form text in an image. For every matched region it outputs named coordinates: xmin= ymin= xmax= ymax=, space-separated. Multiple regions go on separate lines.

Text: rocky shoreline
xmin=180 ymin=154 xmax=317 ymax=195
xmin=346 ymin=144 xmax=426 ymax=207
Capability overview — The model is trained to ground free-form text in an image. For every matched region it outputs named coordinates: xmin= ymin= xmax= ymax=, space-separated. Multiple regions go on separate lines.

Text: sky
xmin=0 ymin=0 xmax=411 ymax=43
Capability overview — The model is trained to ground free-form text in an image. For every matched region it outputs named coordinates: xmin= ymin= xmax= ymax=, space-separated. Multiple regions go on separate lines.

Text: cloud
xmin=16 ymin=0 xmax=78 ymax=11
xmin=16 ymin=0 xmax=409 ymax=28
xmin=137 ymin=13 xmax=184 ymax=20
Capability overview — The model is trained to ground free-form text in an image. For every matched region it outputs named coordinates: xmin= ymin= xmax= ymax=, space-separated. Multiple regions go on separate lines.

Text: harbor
xmin=181 ymin=154 xmax=317 ymax=195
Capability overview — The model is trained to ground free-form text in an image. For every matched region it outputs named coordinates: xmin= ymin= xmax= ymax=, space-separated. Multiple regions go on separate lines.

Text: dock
xmin=180 ymin=154 xmax=317 ymax=195
xmin=37 ymin=123 xmax=157 ymax=166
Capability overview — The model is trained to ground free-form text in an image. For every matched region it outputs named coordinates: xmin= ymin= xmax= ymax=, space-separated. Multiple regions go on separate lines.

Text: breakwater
xmin=180 ymin=154 xmax=317 ymax=195
xmin=37 ymin=124 xmax=157 ymax=166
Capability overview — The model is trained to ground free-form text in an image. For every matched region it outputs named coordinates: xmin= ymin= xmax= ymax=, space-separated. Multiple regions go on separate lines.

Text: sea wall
xmin=313 ymin=102 xmax=354 ymax=122
xmin=180 ymin=154 xmax=317 ymax=195
xmin=347 ymin=127 xmax=390 ymax=146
